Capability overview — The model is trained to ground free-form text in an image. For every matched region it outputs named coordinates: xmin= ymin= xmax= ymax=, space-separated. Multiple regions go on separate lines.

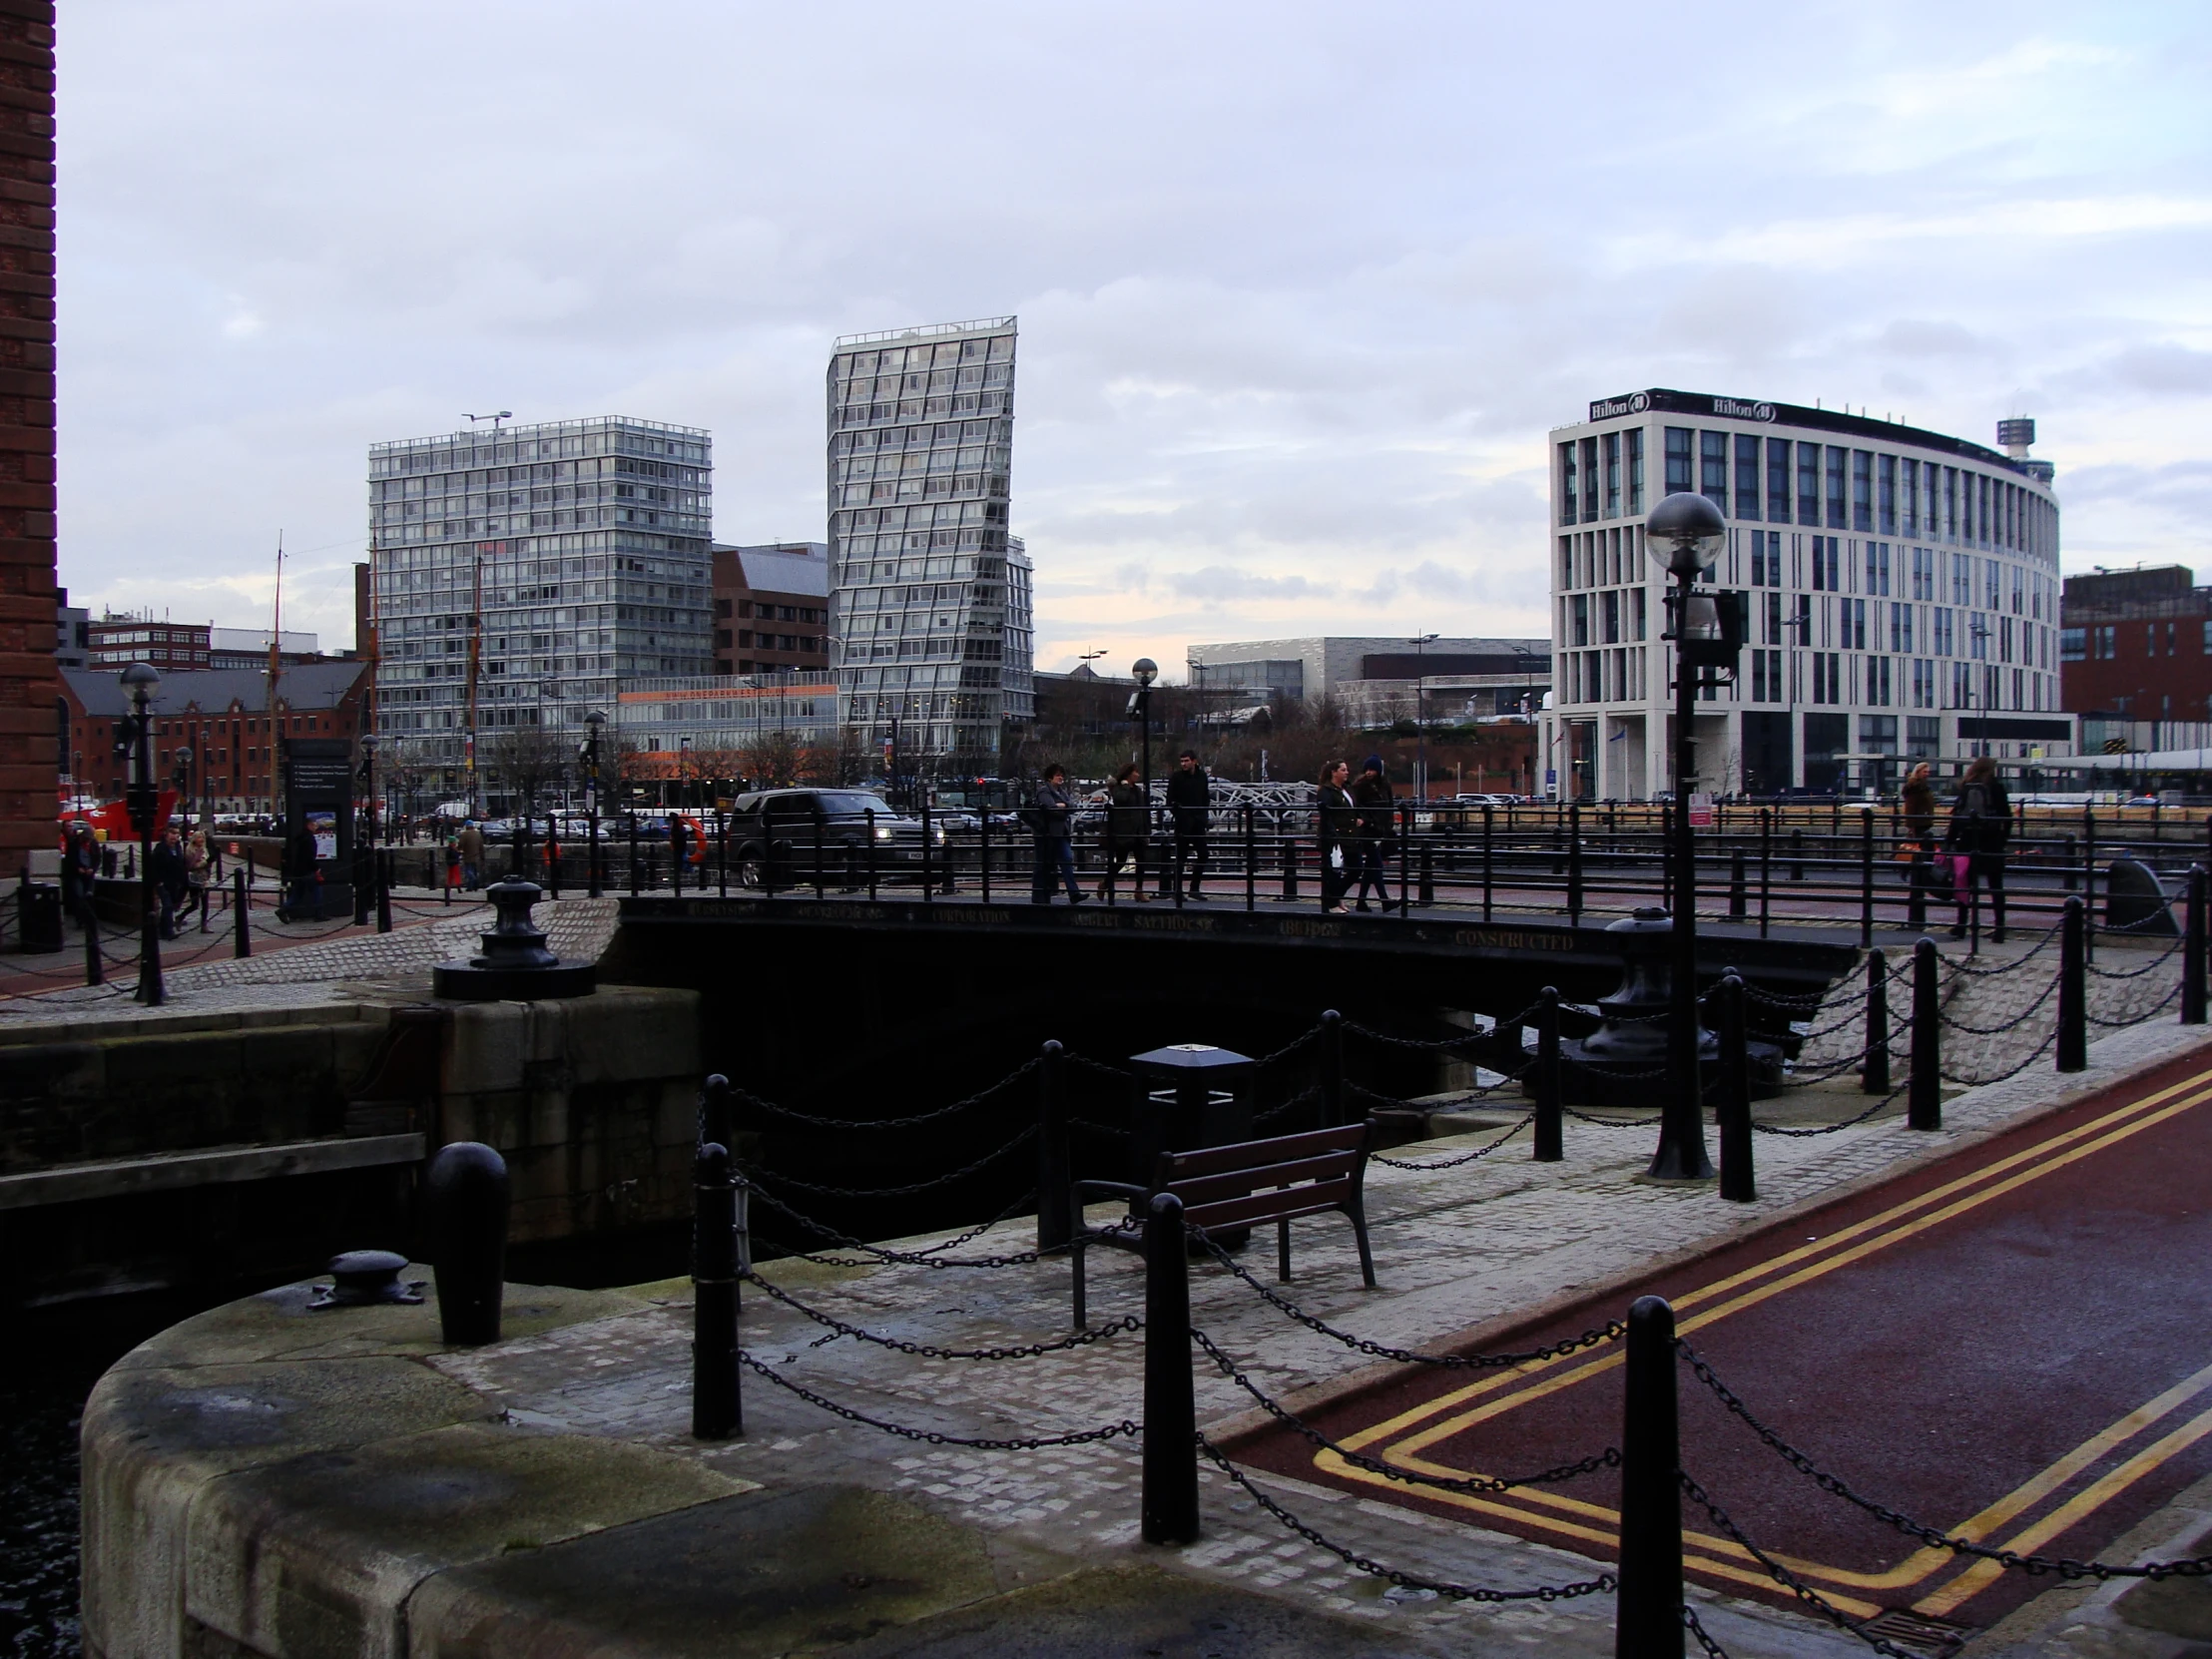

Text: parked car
xmin=725 ymin=789 xmax=944 ymax=887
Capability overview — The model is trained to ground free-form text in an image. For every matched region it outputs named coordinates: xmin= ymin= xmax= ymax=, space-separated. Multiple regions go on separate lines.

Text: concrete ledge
xmin=0 ymin=1132 xmax=424 ymax=1209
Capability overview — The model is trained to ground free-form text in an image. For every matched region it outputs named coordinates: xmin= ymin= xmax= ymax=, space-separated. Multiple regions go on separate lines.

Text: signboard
xmin=1688 ymin=792 xmax=1715 ymax=828
xmin=281 ymin=738 xmax=355 ymax=911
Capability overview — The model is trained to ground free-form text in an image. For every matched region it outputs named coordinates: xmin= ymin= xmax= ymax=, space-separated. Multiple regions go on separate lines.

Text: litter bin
xmin=16 ymin=880 xmax=63 ymax=953
xmin=1129 ymin=1042 xmax=1258 ymax=1248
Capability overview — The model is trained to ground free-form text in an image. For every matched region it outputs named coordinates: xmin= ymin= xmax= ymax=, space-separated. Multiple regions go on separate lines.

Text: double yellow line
xmin=1302 ymin=1058 xmax=2212 ymax=1618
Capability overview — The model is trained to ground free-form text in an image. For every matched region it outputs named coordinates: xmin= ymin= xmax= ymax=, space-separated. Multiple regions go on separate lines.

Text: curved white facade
xmin=1543 ymin=389 xmax=2064 ymax=800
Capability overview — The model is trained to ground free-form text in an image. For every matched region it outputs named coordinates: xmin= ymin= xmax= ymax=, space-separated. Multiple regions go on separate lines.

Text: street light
xmin=1408 ymin=634 xmax=1438 ymax=801
xmin=1129 ymin=657 xmax=1158 ymax=806
xmin=1645 ymin=491 xmax=1730 ymax=1182
xmin=583 ymin=709 xmax=606 ymax=898
xmin=120 ymin=661 xmax=164 ymax=1006
xmin=357 ymin=734 xmax=384 ymax=929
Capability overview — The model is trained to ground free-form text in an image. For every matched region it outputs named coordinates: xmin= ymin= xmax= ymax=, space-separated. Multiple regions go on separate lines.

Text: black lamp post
xmin=356 ymin=734 xmax=378 ymax=926
xmin=583 ymin=709 xmax=606 ymax=898
xmin=121 ymin=661 xmax=163 ymax=1006
xmin=1646 ymin=491 xmax=1729 ymax=1181
xmin=1130 ymin=657 xmax=1158 ymax=802
xmin=1409 ymin=633 xmax=1438 ymax=800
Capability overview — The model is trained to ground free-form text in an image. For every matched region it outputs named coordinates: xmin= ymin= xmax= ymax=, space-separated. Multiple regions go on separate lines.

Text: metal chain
xmin=738 ymin=1350 xmax=1141 ymax=1448
xmin=1561 ymin=1103 xmax=1664 ymax=1126
xmin=1342 ymin=1002 xmax=1538 ymax=1052
xmin=1751 ymin=1080 xmax=1910 ymax=1137
xmin=742 ymin=1269 xmax=1141 ymax=1360
xmin=1375 ymin=1111 xmax=1534 ymax=1170
xmin=1682 ymin=1604 xmax=1732 ymax=1659
xmin=1679 ymin=1340 xmax=2212 ymax=1582
xmin=1251 ymin=1084 xmax=1322 ymax=1128
xmin=746 ymin=1182 xmax=1129 ymax=1270
xmin=1938 ymin=968 xmax=2061 ymax=1034
xmin=1195 ymin=1436 xmax=1618 ymax=1605
xmin=1193 ymin=1229 xmax=1624 ymax=1368
xmin=2085 ymin=933 xmax=2187 ymax=978
xmin=1940 ymin=1024 xmax=2060 ymax=1087
xmin=1191 ymin=1328 xmax=1619 ymax=1496
xmin=742 ymin=1124 xmax=1036 ymax=1199
xmin=2087 ymin=978 xmax=2184 ymax=1026
xmin=1069 ymin=1115 xmax=1132 ymax=1138
xmin=1062 ymin=1052 xmax=1135 ymax=1082
xmin=733 ymin=1058 xmax=1040 ymax=1133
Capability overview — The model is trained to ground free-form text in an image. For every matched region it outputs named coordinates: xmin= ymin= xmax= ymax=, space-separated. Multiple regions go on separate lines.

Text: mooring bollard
xmin=2058 ymin=895 xmax=2087 ymax=1071
xmin=1615 ymin=1294 xmax=1684 ymax=1659
xmin=699 ymin=1071 xmax=733 ymax=1153
xmin=693 ymin=1140 xmax=742 ymax=1439
xmin=1566 ymin=806 xmax=1584 ymax=924
xmin=1717 ymin=972 xmax=1754 ymax=1204
xmin=1141 ymin=1191 xmax=1200 ymax=1546
xmin=1036 ymin=1040 xmax=1073 ymax=1252
xmin=376 ymin=849 xmax=393 ymax=933
xmin=1280 ymin=834 xmax=1298 ymax=902
xmin=1910 ymin=937 xmax=1941 ymax=1129
xmin=1728 ymin=848 xmax=1746 ymax=920
xmin=426 ymin=1141 xmax=510 ymax=1346
xmin=82 ymin=888 xmax=102 ymax=985
xmin=1532 ymin=985 xmax=1563 ymax=1163
xmin=1863 ymin=947 xmax=1890 ymax=1095
xmin=1418 ymin=840 xmax=1434 ymax=907
xmin=233 ymin=866 xmax=250 ymax=959
xmin=1318 ymin=1009 xmax=1346 ymax=1130
xmin=2186 ymin=867 xmax=2208 ymax=1027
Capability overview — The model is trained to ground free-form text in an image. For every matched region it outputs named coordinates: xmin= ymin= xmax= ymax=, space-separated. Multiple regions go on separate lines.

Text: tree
xmin=480 ymin=723 xmax=568 ymax=816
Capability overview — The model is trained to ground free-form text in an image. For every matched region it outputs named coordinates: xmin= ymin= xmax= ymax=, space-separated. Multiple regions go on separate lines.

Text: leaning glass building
xmin=826 ymin=316 xmax=1032 ymax=771
xmin=367 ymin=416 xmax=714 ymax=800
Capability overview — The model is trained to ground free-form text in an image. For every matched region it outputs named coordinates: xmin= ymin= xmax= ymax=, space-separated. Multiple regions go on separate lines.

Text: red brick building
xmin=0 ymin=3 xmax=55 ymax=862
xmin=711 ymin=542 xmax=829 ymax=676
xmin=61 ymin=661 xmax=369 ymax=813
xmin=2059 ymin=566 xmax=2212 ymax=723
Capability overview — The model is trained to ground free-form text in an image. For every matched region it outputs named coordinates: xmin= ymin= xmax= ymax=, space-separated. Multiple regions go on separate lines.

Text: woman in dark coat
xmin=1317 ymin=760 xmax=1356 ymax=914
xmin=1103 ymin=763 xmax=1150 ymax=901
xmin=1945 ymin=755 xmax=2011 ymax=942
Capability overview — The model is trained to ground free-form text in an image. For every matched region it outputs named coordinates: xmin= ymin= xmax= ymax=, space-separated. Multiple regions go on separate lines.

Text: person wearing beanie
xmin=1349 ymin=755 xmax=1395 ymax=912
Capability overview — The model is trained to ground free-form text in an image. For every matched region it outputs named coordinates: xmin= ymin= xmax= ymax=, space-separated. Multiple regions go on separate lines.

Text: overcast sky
xmin=55 ymin=1 xmax=2209 ymax=675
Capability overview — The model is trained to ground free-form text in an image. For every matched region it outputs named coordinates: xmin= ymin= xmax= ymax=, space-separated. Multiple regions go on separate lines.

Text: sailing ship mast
xmin=267 ymin=534 xmax=283 ymax=821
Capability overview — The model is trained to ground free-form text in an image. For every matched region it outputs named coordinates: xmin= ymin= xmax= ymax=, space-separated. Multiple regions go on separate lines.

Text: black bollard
xmin=1418 ymin=840 xmax=1434 ymax=907
xmin=1481 ymin=805 xmax=1494 ymax=923
xmin=1280 ymin=833 xmax=1298 ymax=902
xmin=2058 ymin=895 xmax=2087 ymax=1072
xmin=1717 ymin=971 xmax=1754 ymax=1203
xmin=376 ymin=849 xmax=393 ymax=933
xmin=232 ymin=866 xmax=250 ymax=959
xmin=1037 ymin=1041 xmax=1072 ymax=1252
xmin=1141 ymin=1191 xmax=1200 ymax=1546
xmin=1318 ymin=1010 xmax=1346 ymax=1130
xmin=1615 ymin=1295 xmax=1684 ymax=1659
xmin=2187 ymin=867 xmax=2208 ymax=1027
xmin=82 ymin=887 xmax=102 ymax=985
xmin=1859 ymin=809 xmax=1875 ymax=949
xmin=692 ymin=1140 xmax=741 ymax=1439
xmin=1910 ymin=937 xmax=1941 ymax=1129
xmin=1566 ymin=807 xmax=1584 ymax=924
xmin=699 ymin=1071 xmax=733 ymax=1153
xmin=1728 ymin=848 xmax=1746 ymax=920
xmin=426 ymin=1141 xmax=510 ymax=1346
xmin=2061 ymin=833 xmax=2076 ymax=891
xmin=1790 ymin=826 xmax=1805 ymax=882
xmin=1532 ymin=986 xmax=1562 ymax=1163
xmin=1863 ymin=948 xmax=1890 ymax=1095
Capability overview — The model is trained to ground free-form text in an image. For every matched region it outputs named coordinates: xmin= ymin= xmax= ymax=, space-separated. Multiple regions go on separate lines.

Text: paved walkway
xmin=422 ymin=1013 xmax=2212 ymax=1657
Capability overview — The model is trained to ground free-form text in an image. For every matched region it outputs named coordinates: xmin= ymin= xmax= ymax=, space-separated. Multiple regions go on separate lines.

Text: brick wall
xmin=0 ymin=2 xmax=54 ymax=860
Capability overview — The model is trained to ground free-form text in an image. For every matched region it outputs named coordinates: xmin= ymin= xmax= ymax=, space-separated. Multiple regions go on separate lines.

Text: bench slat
xmin=1185 ymin=1177 xmax=1353 ymax=1233
xmin=1161 ymin=1123 xmax=1367 ymax=1181
xmin=1168 ymin=1152 xmax=1359 ymax=1209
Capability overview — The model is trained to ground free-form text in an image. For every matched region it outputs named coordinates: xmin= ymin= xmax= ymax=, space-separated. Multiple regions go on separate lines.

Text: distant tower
xmin=1998 ymin=417 xmax=2055 ymax=484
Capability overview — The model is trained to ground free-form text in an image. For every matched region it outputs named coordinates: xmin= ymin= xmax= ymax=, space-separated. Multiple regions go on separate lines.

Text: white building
xmin=1541 ymin=390 xmax=2067 ymax=801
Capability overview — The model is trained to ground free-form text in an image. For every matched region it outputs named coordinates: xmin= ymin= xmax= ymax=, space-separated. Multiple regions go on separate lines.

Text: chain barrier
xmin=1251 ymin=1084 xmax=1323 ymax=1129
xmin=1195 ymin=1437 xmax=1619 ymax=1605
xmin=1063 ymin=1052 xmax=1135 ymax=1083
xmin=2086 ymin=977 xmax=2185 ymax=1027
xmin=1342 ymin=1002 xmax=1538 ymax=1052
xmin=1191 ymin=1327 xmax=1619 ymax=1497
xmin=1069 ymin=1115 xmax=1133 ymax=1139
xmin=746 ymin=1182 xmax=1135 ymax=1271
xmin=1682 ymin=1604 xmax=1732 ymax=1659
xmin=1193 ymin=1229 xmax=1624 ymax=1368
xmin=741 ymin=1269 xmax=1141 ymax=1361
xmin=1940 ymin=1024 xmax=2061 ymax=1087
xmin=1679 ymin=1339 xmax=2212 ymax=1584
xmin=2086 ymin=933 xmax=2188 ymax=980
xmin=1751 ymin=1080 xmax=1910 ymax=1138
xmin=741 ymin=1125 xmax=1036 ymax=1200
xmin=1374 ymin=1111 xmax=1534 ymax=1171
xmin=1561 ymin=1103 xmax=1664 ymax=1126
xmin=738 ymin=1350 xmax=1141 ymax=1449
xmin=1936 ymin=967 xmax=2061 ymax=1034
xmin=1940 ymin=915 xmax=2065 ymax=978
xmin=731 ymin=1058 xmax=1040 ymax=1133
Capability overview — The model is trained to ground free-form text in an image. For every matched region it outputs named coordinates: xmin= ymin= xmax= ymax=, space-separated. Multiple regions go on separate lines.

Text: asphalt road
xmin=1231 ymin=1045 xmax=2212 ymax=1635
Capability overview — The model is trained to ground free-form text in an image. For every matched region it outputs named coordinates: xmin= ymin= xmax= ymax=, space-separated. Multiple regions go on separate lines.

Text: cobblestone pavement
xmin=428 ymin=1016 xmax=2212 ymax=1656
xmin=0 ymin=894 xmax=619 ymax=1026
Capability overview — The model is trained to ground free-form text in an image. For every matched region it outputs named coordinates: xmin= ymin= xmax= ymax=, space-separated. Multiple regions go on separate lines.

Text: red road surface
xmin=1230 ymin=1046 xmax=2212 ymax=1631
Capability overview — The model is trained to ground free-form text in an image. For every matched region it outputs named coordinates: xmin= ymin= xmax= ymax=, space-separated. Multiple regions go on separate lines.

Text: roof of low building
xmin=62 ymin=660 xmax=367 ymax=717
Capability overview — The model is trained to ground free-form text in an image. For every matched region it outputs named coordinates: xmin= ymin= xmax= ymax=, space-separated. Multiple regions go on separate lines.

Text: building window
xmin=1700 ymin=431 xmax=1728 ymax=512
xmin=1826 ymin=447 xmax=1849 ymax=528
xmin=1912 ymin=659 xmax=1936 ymax=709
xmin=1603 ymin=432 xmax=1621 ymax=518
xmin=1798 ymin=441 xmax=1821 ymax=526
xmin=1735 ymin=434 xmax=1761 ymax=520
xmin=1852 ymin=450 xmax=1874 ymax=531
xmin=1767 ymin=437 xmax=1791 ymax=523
xmin=1626 ymin=428 xmax=1645 ymax=514
xmin=1879 ymin=454 xmax=1897 ymax=535
xmin=1911 ymin=546 xmax=1935 ymax=601
xmin=1665 ymin=428 xmax=1693 ymax=497
xmin=1891 ymin=601 xmax=1913 ymax=654
xmin=1602 ymin=590 xmax=1620 ymax=644
xmin=1811 ymin=536 xmax=1841 ymax=592
xmin=1902 ymin=458 xmax=1919 ymax=537
xmin=1580 ymin=436 xmax=1599 ymax=522
xmin=1843 ymin=597 xmax=1867 ymax=651
xmin=1558 ymin=442 xmax=1577 ymax=527
xmin=1570 ymin=594 xmax=1589 ymax=647
xmin=1866 ymin=541 xmax=1890 ymax=597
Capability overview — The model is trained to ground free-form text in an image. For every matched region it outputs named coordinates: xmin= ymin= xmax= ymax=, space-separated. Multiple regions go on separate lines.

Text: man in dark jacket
xmin=1165 ymin=751 xmax=1210 ymax=899
xmin=279 ymin=824 xmax=323 ymax=923
xmin=1029 ymin=765 xmax=1084 ymax=904
xmin=1349 ymin=755 xmax=1394 ymax=912
xmin=61 ymin=821 xmax=99 ymax=928
xmin=149 ymin=824 xmax=190 ymax=939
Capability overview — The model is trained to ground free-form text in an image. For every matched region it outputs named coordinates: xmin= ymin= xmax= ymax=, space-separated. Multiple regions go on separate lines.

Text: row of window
xmin=1559 ymin=427 xmax=2053 ymax=562
xmin=372 ymin=425 xmax=709 ymax=475
xmin=834 ymin=333 xmax=1016 ymax=377
xmin=1559 ymin=646 xmax=2051 ymax=713
xmin=2059 ymin=621 xmax=2212 ymax=662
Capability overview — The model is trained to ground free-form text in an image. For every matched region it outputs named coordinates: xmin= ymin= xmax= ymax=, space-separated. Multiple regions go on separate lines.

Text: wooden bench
xmin=1069 ymin=1121 xmax=1376 ymax=1328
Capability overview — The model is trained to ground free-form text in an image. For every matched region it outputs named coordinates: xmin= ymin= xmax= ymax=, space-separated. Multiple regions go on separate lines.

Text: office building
xmin=2058 ymin=566 xmax=2212 ymax=726
xmin=1185 ymin=637 xmax=1550 ymax=726
xmin=56 ymin=588 xmax=87 ymax=670
xmin=208 ymin=628 xmax=325 ymax=671
xmin=826 ymin=316 xmax=1031 ymax=769
xmin=88 ymin=614 xmax=212 ymax=670
xmin=712 ymin=542 xmax=830 ymax=676
xmin=366 ymin=415 xmax=713 ymax=797
xmin=1542 ymin=392 xmax=2068 ymax=799
xmin=615 ymin=674 xmax=839 ymax=783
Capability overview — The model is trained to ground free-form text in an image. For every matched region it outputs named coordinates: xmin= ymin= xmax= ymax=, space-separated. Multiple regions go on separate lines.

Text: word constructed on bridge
xmin=410 ymin=891 xmax=2212 ymax=1659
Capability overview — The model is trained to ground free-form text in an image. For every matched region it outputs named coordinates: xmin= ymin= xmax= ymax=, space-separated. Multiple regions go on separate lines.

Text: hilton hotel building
xmin=1541 ymin=389 xmax=2066 ymax=801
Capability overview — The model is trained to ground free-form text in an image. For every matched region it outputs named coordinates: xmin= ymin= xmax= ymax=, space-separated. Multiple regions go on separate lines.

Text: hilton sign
xmin=1587 ymin=390 xmax=1777 ymax=423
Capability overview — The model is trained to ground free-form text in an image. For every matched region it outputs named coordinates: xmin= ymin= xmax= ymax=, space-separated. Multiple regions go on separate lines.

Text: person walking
xmin=61 ymin=820 xmax=100 ymax=931
xmin=456 ymin=820 xmax=485 ymax=891
xmin=1349 ymin=754 xmax=1394 ymax=912
xmin=1103 ymin=762 xmax=1150 ymax=901
xmin=151 ymin=824 xmax=189 ymax=939
xmin=1317 ymin=760 xmax=1355 ymax=914
xmin=279 ymin=821 xmax=323 ymax=922
xmin=1945 ymin=755 xmax=2011 ymax=942
xmin=1901 ymin=761 xmax=1936 ymax=899
xmin=1166 ymin=750 xmax=1210 ymax=899
xmin=1027 ymin=764 xmax=1085 ymax=904
xmin=182 ymin=828 xmax=211 ymax=927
